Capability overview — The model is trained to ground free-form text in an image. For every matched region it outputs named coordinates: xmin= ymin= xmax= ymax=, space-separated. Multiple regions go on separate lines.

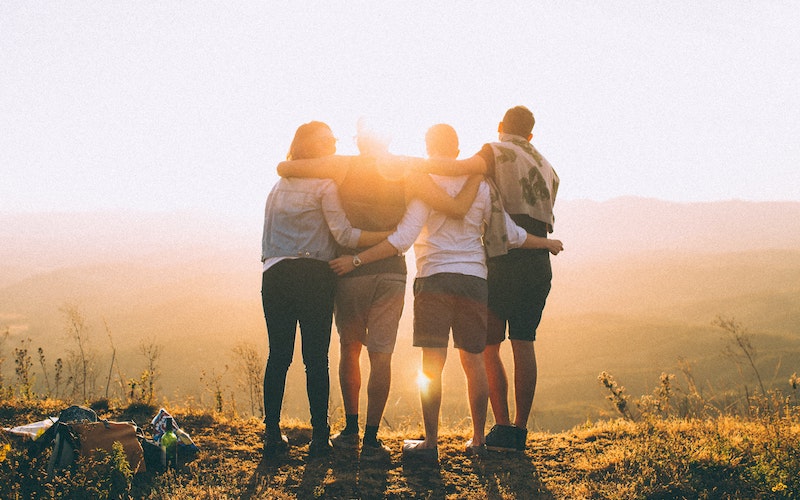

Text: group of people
xmin=259 ymin=105 xmax=563 ymax=463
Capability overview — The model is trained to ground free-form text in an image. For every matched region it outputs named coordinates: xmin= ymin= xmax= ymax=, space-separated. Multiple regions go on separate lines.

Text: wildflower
xmin=0 ymin=443 xmax=10 ymax=463
xmin=772 ymin=482 xmax=787 ymax=492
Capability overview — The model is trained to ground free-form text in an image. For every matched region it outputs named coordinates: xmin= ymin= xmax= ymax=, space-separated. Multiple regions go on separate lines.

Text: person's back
xmin=482 ymin=106 xmax=558 ymax=235
xmin=412 ymin=174 xmax=490 ymax=279
xmin=338 ymin=161 xmax=406 ymax=231
xmin=336 ymin=156 xmax=408 ymax=278
xmin=480 ymin=105 xmax=559 ymax=453
xmin=262 ymin=176 xmax=360 ymax=262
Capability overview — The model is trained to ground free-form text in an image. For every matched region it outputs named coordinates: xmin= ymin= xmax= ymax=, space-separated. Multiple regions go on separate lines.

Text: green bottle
xmin=161 ymin=417 xmax=178 ymax=467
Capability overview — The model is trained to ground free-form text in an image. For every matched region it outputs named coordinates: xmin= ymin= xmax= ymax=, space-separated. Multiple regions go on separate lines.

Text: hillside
xmin=1 ymin=199 xmax=799 ymax=431
xmin=2 ymin=401 xmax=799 ymax=499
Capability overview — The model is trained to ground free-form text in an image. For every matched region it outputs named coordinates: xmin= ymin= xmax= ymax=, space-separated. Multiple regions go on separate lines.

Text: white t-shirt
xmin=387 ymin=175 xmax=528 ymax=280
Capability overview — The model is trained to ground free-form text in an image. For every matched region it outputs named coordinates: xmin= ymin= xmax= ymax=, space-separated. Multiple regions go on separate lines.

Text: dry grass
xmin=2 ymin=401 xmax=799 ymax=498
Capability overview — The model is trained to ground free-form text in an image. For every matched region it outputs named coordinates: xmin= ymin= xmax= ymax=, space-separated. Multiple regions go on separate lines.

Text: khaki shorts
xmin=334 ymin=273 xmax=406 ymax=354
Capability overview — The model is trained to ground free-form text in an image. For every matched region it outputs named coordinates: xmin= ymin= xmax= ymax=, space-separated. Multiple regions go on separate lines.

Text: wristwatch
xmin=352 ymin=254 xmax=362 ymax=267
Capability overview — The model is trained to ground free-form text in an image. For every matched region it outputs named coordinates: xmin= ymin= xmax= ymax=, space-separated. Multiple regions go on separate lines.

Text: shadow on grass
xmin=476 ymin=451 xmax=555 ymax=499
xmin=401 ymin=459 xmax=445 ymax=499
xmin=357 ymin=459 xmax=392 ymax=499
xmin=248 ymin=445 xmax=394 ymax=499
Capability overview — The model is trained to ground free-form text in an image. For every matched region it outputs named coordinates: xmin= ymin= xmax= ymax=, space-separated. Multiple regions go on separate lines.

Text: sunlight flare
xmin=416 ymin=370 xmax=431 ymax=393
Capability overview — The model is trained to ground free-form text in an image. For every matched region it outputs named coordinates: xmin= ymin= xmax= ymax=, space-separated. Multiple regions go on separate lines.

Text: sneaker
xmin=331 ymin=431 xmax=360 ymax=450
xmin=401 ymin=439 xmax=438 ymax=463
xmin=514 ymin=426 xmax=528 ymax=452
xmin=464 ymin=438 xmax=487 ymax=457
xmin=263 ymin=432 xmax=289 ymax=457
xmin=485 ymin=424 xmax=519 ymax=452
xmin=360 ymin=439 xmax=391 ymax=463
xmin=308 ymin=437 xmax=332 ymax=457
xmin=308 ymin=427 xmax=332 ymax=457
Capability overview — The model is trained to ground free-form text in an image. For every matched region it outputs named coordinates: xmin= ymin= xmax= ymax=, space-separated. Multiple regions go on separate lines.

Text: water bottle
xmin=161 ymin=417 xmax=178 ymax=467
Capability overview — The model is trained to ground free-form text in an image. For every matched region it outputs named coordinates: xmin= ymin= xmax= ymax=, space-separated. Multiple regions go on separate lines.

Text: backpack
xmin=48 ymin=420 xmax=146 ymax=476
xmin=45 ymin=407 xmax=146 ymax=476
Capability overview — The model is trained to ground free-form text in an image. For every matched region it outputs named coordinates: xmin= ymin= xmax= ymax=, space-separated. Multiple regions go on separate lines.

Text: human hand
xmin=329 ymin=255 xmax=356 ymax=276
xmin=547 ymin=239 xmax=564 ymax=255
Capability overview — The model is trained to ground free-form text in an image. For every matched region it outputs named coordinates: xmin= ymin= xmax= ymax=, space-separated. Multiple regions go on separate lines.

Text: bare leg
xmin=459 ymin=349 xmax=489 ymax=446
xmin=419 ymin=347 xmax=447 ymax=448
xmin=483 ymin=343 xmax=511 ymax=425
xmin=339 ymin=342 xmax=363 ymax=416
xmin=365 ymin=351 xmax=392 ymax=427
xmin=511 ymin=339 xmax=537 ymax=428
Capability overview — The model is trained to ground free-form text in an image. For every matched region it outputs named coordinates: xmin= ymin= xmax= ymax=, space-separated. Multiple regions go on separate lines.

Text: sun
xmin=416 ymin=370 xmax=431 ymax=393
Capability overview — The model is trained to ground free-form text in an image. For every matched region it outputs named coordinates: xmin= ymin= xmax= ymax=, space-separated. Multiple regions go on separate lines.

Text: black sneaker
xmin=514 ymin=426 xmax=528 ymax=452
xmin=485 ymin=424 xmax=518 ymax=452
xmin=331 ymin=431 xmax=360 ymax=450
xmin=263 ymin=432 xmax=289 ymax=457
xmin=308 ymin=437 xmax=332 ymax=457
xmin=308 ymin=427 xmax=332 ymax=457
xmin=360 ymin=439 xmax=391 ymax=463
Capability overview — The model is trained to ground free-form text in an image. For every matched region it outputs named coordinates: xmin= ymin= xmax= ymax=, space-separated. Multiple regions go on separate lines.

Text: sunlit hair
xmin=425 ymin=123 xmax=459 ymax=159
xmin=356 ymin=116 xmax=391 ymax=156
xmin=287 ymin=121 xmax=336 ymax=160
xmin=502 ymin=105 xmax=535 ymax=137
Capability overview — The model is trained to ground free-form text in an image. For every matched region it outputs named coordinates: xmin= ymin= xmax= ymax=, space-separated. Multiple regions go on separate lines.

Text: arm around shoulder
xmin=423 ymin=154 xmax=487 ymax=176
xmin=277 ymin=155 xmax=358 ymax=184
xmin=406 ymin=173 xmax=482 ymax=218
xmin=329 ymin=240 xmax=400 ymax=276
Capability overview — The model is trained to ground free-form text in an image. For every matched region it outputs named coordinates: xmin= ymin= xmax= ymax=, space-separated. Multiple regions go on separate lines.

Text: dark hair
xmin=502 ymin=106 xmax=535 ymax=137
xmin=425 ymin=123 xmax=459 ymax=158
xmin=287 ymin=121 xmax=335 ymax=160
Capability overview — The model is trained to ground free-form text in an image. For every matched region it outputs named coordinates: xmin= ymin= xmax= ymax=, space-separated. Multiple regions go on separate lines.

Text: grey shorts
xmin=412 ymin=273 xmax=488 ymax=354
xmin=334 ymin=273 xmax=406 ymax=354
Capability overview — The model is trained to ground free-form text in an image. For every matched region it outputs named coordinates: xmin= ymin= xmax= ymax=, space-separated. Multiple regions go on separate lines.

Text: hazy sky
xmin=3 ymin=2 xmax=799 ymax=221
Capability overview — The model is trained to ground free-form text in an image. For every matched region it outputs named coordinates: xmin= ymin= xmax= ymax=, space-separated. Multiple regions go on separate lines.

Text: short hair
xmin=425 ymin=124 xmax=459 ymax=159
xmin=287 ymin=121 xmax=335 ymax=160
xmin=354 ymin=117 xmax=391 ymax=156
xmin=502 ymin=106 xmax=535 ymax=137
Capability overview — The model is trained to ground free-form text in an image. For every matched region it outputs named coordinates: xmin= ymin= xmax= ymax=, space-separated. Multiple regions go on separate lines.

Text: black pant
xmin=262 ymin=259 xmax=336 ymax=431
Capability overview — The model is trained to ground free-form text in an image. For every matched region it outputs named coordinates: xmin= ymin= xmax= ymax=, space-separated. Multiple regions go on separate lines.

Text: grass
xmin=1 ymin=400 xmax=799 ymax=499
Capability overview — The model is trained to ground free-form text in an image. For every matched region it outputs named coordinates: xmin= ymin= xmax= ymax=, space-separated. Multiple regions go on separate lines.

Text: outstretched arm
xmin=405 ymin=173 xmax=482 ymax=218
xmin=329 ymin=240 xmax=400 ymax=276
xmin=520 ymin=234 xmax=564 ymax=255
xmin=502 ymin=210 xmax=564 ymax=255
xmin=329 ymin=199 xmax=428 ymax=276
xmin=356 ymin=229 xmax=394 ymax=248
xmin=422 ymin=154 xmax=487 ymax=176
xmin=277 ymin=155 xmax=359 ymax=185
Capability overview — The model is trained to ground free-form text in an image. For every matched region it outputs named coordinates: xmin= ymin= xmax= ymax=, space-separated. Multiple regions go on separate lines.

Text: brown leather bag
xmin=71 ymin=420 xmax=146 ymax=474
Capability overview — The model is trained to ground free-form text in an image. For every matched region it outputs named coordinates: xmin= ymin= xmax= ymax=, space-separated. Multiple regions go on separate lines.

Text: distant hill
xmin=1 ymin=198 xmax=799 ymax=430
xmin=554 ymin=197 xmax=800 ymax=262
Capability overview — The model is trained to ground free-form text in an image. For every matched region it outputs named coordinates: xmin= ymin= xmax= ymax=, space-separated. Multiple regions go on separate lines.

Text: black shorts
xmin=487 ymin=249 xmax=552 ymax=344
xmin=413 ymin=273 xmax=488 ymax=354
